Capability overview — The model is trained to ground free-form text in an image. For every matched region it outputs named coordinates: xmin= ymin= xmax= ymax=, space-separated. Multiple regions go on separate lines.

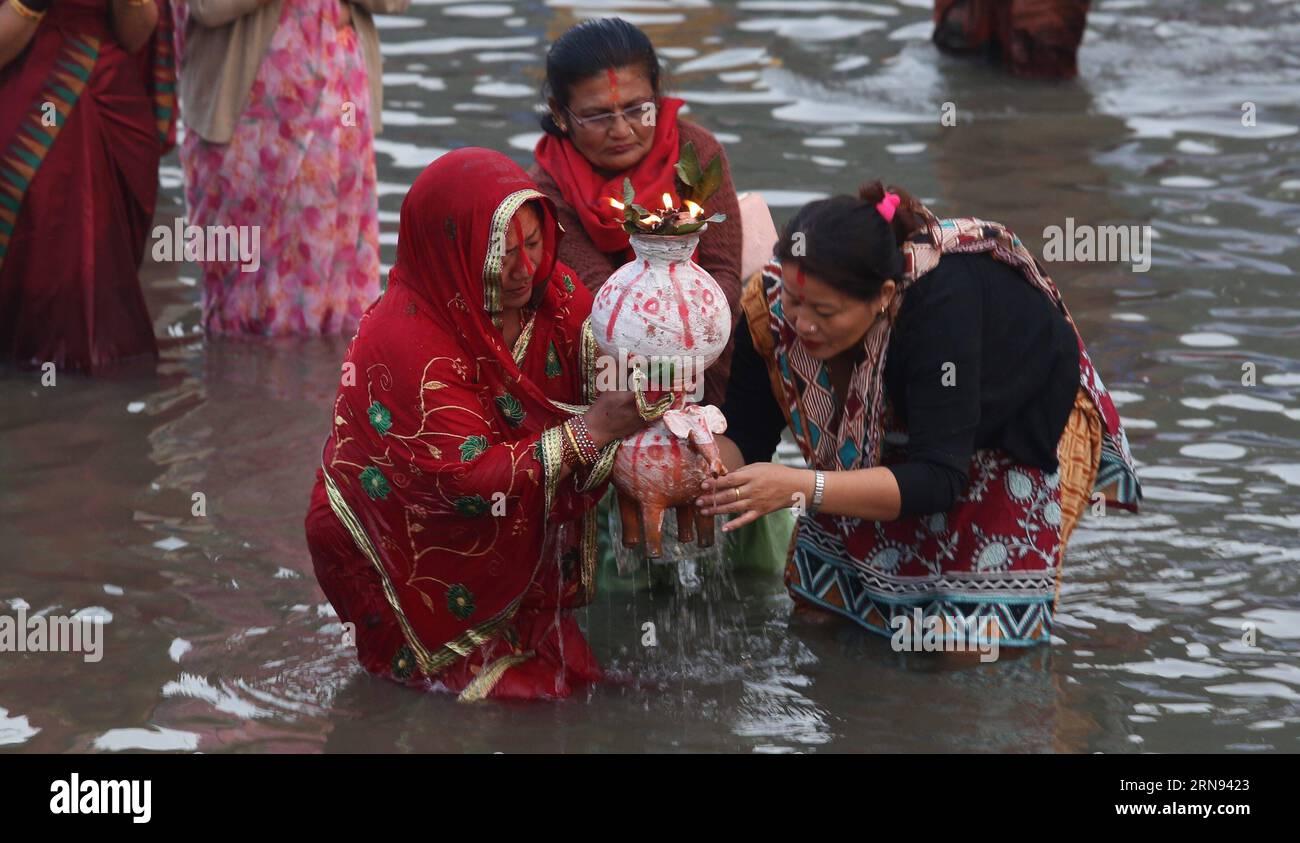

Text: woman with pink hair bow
xmin=699 ymin=181 xmax=1142 ymax=655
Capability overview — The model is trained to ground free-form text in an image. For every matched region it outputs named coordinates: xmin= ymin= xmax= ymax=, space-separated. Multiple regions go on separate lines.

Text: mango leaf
xmin=670 ymin=220 xmax=706 ymax=234
xmin=695 ymin=155 xmax=724 ymax=205
xmin=674 ymin=141 xmax=702 ymax=189
xmin=704 ymin=212 xmax=727 ymax=224
xmin=622 ymin=177 xmax=635 ymax=206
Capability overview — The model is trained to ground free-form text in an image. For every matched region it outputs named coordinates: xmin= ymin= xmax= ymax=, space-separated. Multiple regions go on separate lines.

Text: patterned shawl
xmin=759 ymin=204 xmax=1141 ymax=513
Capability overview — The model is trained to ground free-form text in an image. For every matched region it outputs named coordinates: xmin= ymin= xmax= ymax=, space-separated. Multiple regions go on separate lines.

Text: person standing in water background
xmin=932 ymin=0 xmax=1091 ymax=78
xmin=0 ymin=0 xmax=176 ymax=373
xmin=530 ymin=18 xmax=742 ymax=409
xmin=173 ymin=0 xmax=409 ymax=337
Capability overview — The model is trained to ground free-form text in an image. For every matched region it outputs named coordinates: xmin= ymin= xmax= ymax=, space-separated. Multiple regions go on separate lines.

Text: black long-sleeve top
xmin=722 ymin=252 xmax=1081 ymax=518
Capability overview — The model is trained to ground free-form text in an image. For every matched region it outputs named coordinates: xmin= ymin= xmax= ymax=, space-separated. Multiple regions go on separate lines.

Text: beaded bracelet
xmin=559 ymin=423 xmax=584 ymax=468
xmin=567 ymin=416 xmax=600 ymax=465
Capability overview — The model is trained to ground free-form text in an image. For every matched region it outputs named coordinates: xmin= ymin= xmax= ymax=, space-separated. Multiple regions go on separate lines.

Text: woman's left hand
xmin=696 ymin=462 xmax=812 ymax=532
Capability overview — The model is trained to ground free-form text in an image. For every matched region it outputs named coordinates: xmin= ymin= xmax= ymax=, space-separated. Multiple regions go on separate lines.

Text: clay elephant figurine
xmin=612 ymin=404 xmax=727 ymax=559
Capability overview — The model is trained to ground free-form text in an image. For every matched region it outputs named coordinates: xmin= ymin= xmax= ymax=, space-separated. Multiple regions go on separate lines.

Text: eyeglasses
xmin=565 ymin=100 xmax=658 ymax=133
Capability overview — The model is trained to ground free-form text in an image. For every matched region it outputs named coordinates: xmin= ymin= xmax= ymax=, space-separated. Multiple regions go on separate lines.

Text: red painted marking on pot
xmin=605 ymin=261 xmax=650 ymax=342
xmin=667 ymin=263 xmax=695 ymax=350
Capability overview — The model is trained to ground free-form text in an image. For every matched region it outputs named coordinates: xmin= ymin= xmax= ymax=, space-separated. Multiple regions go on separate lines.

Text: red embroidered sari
xmin=305 ymin=149 xmax=610 ymax=701
xmin=0 ymin=0 xmax=176 ymax=372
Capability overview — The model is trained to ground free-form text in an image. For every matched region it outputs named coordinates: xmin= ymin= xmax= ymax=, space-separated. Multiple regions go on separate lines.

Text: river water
xmin=1 ymin=0 xmax=1297 ymax=753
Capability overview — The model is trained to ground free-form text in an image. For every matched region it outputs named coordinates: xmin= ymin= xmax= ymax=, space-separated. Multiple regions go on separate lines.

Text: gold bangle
xmin=9 ymin=0 xmax=45 ymax=21
xmin=562 ymin=422 xmax=589 ymax=467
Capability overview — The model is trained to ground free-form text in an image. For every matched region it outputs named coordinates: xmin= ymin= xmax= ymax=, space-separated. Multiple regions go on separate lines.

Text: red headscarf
xmin=318 ymin=149 xmax=603 ymax=684
xmin=533 ymin=96 xmax=685 ymax=256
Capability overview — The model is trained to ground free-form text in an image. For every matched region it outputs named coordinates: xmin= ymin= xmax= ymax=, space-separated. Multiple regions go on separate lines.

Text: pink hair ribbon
xmin=876 ymin=191 xmax=901 ymax=222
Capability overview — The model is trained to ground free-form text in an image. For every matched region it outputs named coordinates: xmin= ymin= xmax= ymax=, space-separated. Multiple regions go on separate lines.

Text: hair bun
xmin=857 ymin=180 xmax=886 ymax=204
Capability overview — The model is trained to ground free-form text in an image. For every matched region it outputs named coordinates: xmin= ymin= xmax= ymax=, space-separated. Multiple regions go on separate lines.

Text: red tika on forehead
xmin=606 ymin=67 xmax=620 ymax=108
xmin=512 ymin=216 xmax=535 ymax=275
xmin=794 ymin=263 xmax=807 ymax=293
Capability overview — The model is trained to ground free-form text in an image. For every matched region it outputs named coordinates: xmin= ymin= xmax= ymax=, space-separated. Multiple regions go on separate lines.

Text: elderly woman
xmin=304 ymin=149 xmax=648 ymax=701
xmin=701 ymin=182 xmax=1141 ymax=650
xmin=531 ymin=17 xmax=741 ymax=408
xmin=0 ymin=0 xmax=174 ymax=372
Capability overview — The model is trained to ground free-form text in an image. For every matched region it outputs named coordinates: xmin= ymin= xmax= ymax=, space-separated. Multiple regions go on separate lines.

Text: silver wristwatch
xmin=809 ymin=470 xmax=826 ymax=515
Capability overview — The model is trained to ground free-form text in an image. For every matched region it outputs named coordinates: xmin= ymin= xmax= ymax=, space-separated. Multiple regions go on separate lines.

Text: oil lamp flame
xmin=684 ymin=200 xmax=703 ymax=218
xmin=609 ymin=198 xmax=625 ymax=211
xmin=662 ymin=193 xmax=674 ymax=211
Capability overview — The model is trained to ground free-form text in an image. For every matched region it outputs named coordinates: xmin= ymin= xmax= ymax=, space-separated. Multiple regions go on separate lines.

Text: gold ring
xmin=733 ymin=487 xmax=742 ymax=503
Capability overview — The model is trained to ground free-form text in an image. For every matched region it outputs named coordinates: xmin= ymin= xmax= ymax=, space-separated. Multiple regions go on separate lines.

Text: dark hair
xmin=539 ymin=18 xmax=662 ymax=136
xmin=775 ymin=180 xmax=925 ymax=300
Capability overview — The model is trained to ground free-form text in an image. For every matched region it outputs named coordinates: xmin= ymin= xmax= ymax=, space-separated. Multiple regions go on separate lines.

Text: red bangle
xmin=560 ymin=423 xmax=585 ymax=468
xmin=568 ymin=416 xmax=600 ymax=464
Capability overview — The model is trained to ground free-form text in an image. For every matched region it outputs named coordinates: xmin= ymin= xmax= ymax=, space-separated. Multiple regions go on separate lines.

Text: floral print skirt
xmin=785 ymin=387 xmax=1102 ymax=648
xmin=178 ymin=0 xmax=380 ymax=336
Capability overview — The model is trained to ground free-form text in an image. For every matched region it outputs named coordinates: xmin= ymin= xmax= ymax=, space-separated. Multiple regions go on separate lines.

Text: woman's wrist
xmin=9 ymin=0 xmax=48 ymax=19
xmin=579 ymin=410 xmax=614 ymax=450
xmin=796 ymin=468 xmax=818 ymax=513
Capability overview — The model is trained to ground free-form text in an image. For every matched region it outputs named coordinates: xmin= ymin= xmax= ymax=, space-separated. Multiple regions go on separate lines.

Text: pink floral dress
xmin=176 ymin=0 xmax=381 ymax=336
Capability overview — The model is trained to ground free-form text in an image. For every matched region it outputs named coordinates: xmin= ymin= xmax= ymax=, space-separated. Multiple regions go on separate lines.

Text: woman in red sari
xmin=0 ymin=0 xmax=175 ymax=372
xmin=304 ymin=148 xmax=648 ymax=701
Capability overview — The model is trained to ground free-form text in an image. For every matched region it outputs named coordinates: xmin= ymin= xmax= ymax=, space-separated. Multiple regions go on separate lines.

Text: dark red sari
xmin=305 ymin=149 xmax=610 ymax=701
xmin=0 ymin=0 xmax=176 ymax=372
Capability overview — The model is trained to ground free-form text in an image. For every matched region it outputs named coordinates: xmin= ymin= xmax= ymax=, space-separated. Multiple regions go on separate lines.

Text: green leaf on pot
xmin=622 ymin=177 xmax=635 ymax=206
xmin=674 ymin=141 xmax=702 ymax=190
xmin=695 ymin=155 xmax=724 ymax=205
xmin=704 ymin=212 xmax=728 ymax=224
xmin=670 ymin=221 xmax=706 ymax=234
